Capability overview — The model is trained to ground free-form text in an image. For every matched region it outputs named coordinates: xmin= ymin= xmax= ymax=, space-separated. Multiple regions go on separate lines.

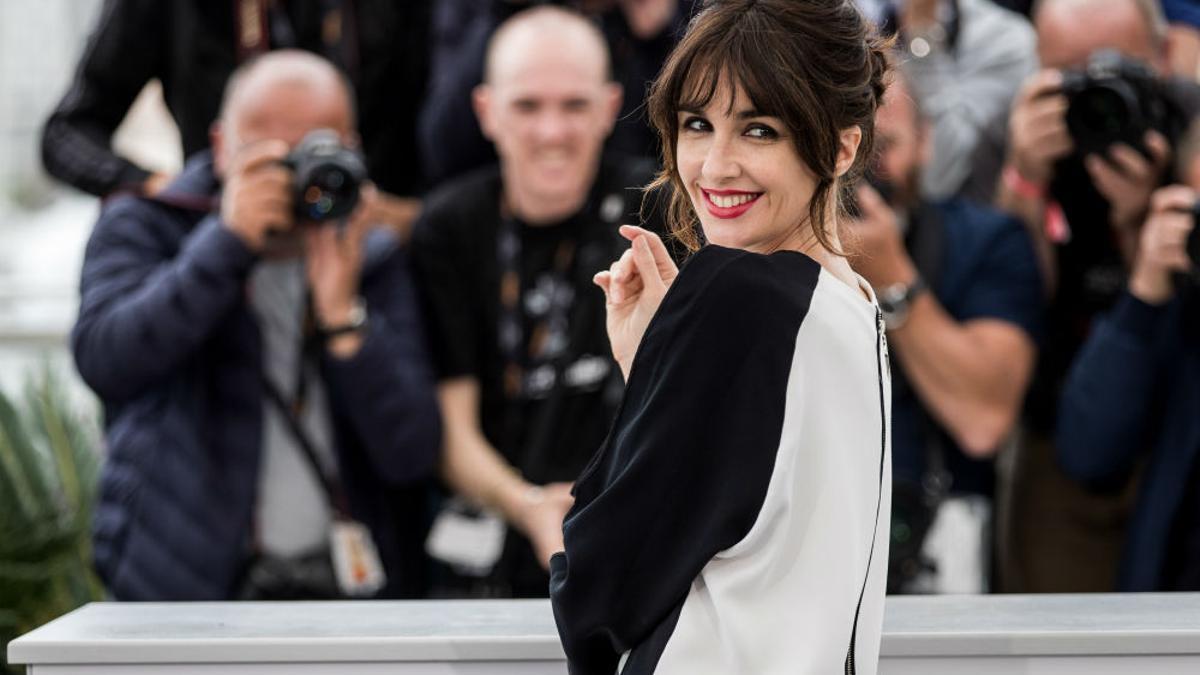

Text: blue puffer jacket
xmin=74 ymin=152 xmax=441 ymax=600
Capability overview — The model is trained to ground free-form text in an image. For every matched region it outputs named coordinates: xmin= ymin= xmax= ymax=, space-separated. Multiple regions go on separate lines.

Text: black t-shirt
xmin=411 ymin=155 xmax=658 ymax=595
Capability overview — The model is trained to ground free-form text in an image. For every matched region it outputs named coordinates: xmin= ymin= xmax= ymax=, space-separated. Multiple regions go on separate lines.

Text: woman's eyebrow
xmin=736 ymin=108 xmax=768 ymax=119
xmin=677 ymin=106 xmax=769 ymax=119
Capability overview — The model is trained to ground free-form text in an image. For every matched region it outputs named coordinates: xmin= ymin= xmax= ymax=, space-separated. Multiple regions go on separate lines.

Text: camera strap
xmin=260 ymin=374 xmax=388 ymax=597
xmin=235 ymin=0 xmax=359 ymax=80
xmin=261 ymin=371 xmax=353 ymax=520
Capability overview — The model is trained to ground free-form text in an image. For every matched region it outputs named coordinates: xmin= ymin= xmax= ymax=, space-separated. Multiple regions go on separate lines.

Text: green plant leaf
xmin=0 ymin=364 xmax=104 ymax=667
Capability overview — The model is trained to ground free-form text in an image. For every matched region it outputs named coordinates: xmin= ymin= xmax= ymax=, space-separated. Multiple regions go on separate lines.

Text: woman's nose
xmin=701 ymin=136 xmax=742 ymax=184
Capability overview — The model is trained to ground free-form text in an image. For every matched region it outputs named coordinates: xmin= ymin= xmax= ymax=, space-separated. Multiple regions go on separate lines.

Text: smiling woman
xmin=548 ymin=1 xmax=896 ymax=674
xmin=648 ymin=0 xmax=889 ymax=261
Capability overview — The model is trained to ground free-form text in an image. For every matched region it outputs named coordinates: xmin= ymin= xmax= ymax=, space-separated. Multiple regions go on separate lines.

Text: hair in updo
xmin=646 ymin=0 xmax=893 ymax=253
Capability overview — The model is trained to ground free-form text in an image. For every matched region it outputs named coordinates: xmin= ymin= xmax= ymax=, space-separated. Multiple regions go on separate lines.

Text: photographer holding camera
xmin=998 ymin=0 xmax=1200 ymax=593
xmin=42 ymin=0 xmax=429 ymax=237
xmin=74 ymin=51 xmax=441 ymax=601
xmin=1055 ymin=141 xmax=1200 ymax=590
xmin=848 ymin=74 xmax=1042 ymax=594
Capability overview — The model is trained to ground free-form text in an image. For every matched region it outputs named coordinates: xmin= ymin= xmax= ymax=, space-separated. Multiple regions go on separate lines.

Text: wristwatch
xmin=319 ymin=296 xmax=368 ymax=338
xmin=878 ymin=276 xmax=928 ymax=331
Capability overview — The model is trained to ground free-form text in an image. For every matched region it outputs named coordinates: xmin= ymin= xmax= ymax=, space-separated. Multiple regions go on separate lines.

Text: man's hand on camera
xmin=220 ymin=140 xmax=294 ymax=251
xmin=1130 ymin=185 xmax=1196 ymax=305
xmin=846 ymin=184 xmax=918 ymax=290
xmin=306 ymin=184 xmax=376 ymax=358
xmin=1007 ymin=70 xmax=1074 ymax=188
xmin=1085 ymin=131 xmax=1171 ymax=232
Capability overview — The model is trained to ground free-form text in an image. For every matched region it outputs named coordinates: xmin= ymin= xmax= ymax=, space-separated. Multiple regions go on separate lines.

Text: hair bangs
xmin=672 ymin=23 xmax=785 ymax=120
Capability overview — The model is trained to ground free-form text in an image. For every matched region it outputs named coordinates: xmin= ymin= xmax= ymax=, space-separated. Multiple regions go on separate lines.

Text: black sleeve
xmin=415 ymin=0 xmax=500 ymax=184
xmin=41 ymin=0 xmax=164 ymax=196
xmin=408 ymin=200 xmax=483 ymax=379
xmin=549 ymin=247 xmax=817 ymax=675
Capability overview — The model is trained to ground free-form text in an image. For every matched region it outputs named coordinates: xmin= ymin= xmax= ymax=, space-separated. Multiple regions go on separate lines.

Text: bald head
xmin=212 ymin=50 xmax=356 ymax=176
xmin=1034 ymin=0 xmax=1168 ymax=70
xmin=472 ymin=6 xmax=622 ymax=225
xmin=220 ymin=50 xmax=354 ymax=127
xmin=484 ymin=6 xmax=611 ymax=86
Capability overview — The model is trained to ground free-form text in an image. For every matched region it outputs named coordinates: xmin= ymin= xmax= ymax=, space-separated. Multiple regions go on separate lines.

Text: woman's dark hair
xmin=646 ymin=0 xmax=893 ymax=253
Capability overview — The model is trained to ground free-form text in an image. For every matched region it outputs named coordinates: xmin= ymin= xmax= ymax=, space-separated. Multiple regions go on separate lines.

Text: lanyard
xmin=235 ymin=0 xmax=360 ymax=79
xmin=259 ymin=294 xmax=352 ymax=519
xmin=496 ymin=208 xmax=581 ymax=403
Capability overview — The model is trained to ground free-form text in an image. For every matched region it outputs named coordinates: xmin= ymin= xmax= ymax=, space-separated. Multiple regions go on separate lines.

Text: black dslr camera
xmin=283 ymin=129 xmax=367 ymax=223
xmin=1061 ymin=50 xmax=1182 ymax=158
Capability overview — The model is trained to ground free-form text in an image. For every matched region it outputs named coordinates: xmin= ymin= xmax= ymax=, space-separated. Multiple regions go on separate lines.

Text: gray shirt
xmin=249 ymin=258 xmax=339 ymax=558
xmin=901 ymin=0 xmax=1037 ymax=202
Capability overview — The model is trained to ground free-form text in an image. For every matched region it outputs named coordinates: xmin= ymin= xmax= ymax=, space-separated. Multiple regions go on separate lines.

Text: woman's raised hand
xmin=594 ymin=226 xmax=679 ymax=381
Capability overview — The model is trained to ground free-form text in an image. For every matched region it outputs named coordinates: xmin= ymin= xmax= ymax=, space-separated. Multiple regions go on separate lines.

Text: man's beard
xmin=870 ymin=164 xmax=922 ymax=212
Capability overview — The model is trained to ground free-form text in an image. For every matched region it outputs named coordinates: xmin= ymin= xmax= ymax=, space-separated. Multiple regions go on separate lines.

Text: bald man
xmin=74 ymin=51 xmax=441 ymax=601
xmin=410 ymin=6 xmax=662 ymax=598
xmin=417 ymin=0 xmax=684 ymax=184
xmin=996 ymin=0 xmax=1200 ymax=593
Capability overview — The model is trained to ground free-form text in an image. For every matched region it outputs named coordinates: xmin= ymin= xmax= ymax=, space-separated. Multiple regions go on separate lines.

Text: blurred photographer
xmin=848 ymin=75 xmax=1042 ymax=593
xmin=889 ymin=0 xmax=1038 ymax=202
xmin=998 ymin=0 xmax=1200 ymax=593
xmin=1055 ymin=145 xmax=1200 ymax=590
xmin=74 ymin=51 xmax=440 ymax=601
xmin=41 ymin=0 xmax=429 ymax=237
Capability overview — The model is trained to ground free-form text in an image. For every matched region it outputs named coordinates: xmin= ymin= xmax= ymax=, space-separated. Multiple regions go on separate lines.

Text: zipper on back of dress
xmin=845 ymin=307 xmax=889 ymax=675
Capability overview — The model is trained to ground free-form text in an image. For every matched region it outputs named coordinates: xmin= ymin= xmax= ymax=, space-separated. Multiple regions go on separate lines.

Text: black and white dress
xmin=550 ymin=244 xmax=892 ymax=675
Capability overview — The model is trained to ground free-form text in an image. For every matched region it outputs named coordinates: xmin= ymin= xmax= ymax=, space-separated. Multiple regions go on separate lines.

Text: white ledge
xmin=8 ymin=594 xmax=1200 ymax=666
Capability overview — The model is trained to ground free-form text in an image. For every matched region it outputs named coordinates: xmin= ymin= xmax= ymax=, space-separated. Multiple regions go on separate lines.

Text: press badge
xmin=330 ymin=519 xmax=386 ymax=597
xmin=425 ymin=498 xmax=506 ymax=576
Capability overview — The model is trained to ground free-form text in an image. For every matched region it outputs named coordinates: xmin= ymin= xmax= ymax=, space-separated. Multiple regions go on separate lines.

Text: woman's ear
xmin=835 ymin=125 xmax=863 ymax=178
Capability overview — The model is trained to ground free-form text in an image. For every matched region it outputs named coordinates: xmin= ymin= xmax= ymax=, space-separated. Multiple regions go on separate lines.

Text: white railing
xmin=9 ymin=594 xmax=1200 ymax=674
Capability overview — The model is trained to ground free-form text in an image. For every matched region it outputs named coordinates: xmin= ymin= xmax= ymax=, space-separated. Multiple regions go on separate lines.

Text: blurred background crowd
xmin=3 ymin=0 xmax=1200 ymax=666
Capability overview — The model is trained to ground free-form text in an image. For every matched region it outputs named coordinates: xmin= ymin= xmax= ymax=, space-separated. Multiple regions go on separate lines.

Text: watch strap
xmin=318 ymin=297 xmax=368 ymax=338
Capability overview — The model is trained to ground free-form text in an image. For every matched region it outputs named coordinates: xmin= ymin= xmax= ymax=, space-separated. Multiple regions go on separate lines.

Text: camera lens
xmin=285 ymin=129 xmax=366 ymax=223
xmin=1074 ymin=89 xmax=1125 ymax=138
xmin=1066 ymin=84 xmax=1138 ymax=156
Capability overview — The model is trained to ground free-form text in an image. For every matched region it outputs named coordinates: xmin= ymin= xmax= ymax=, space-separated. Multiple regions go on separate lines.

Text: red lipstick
xmin=701 ymin=188 xmax=762 ymax=219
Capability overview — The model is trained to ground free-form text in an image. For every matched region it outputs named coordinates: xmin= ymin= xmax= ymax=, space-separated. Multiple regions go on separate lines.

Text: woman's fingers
xmin=630 ymin=235 xmax=666 ymax=295
xmin=620 ymin=225 xmax=678 ymax=283
xmin=594 ymin=270 xmax=612 ymax=301
xmin=596 ymin=270 xmax=643 ymax=304
xmin=615 ymin=248 xmax=635 ymax=282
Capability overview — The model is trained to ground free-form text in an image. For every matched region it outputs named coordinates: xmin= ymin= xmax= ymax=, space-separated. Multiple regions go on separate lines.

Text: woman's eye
xmin=681 ymin=116 xmax=710 ymax=132
xmin=746 ymin=124 xmax=778 ymax=139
